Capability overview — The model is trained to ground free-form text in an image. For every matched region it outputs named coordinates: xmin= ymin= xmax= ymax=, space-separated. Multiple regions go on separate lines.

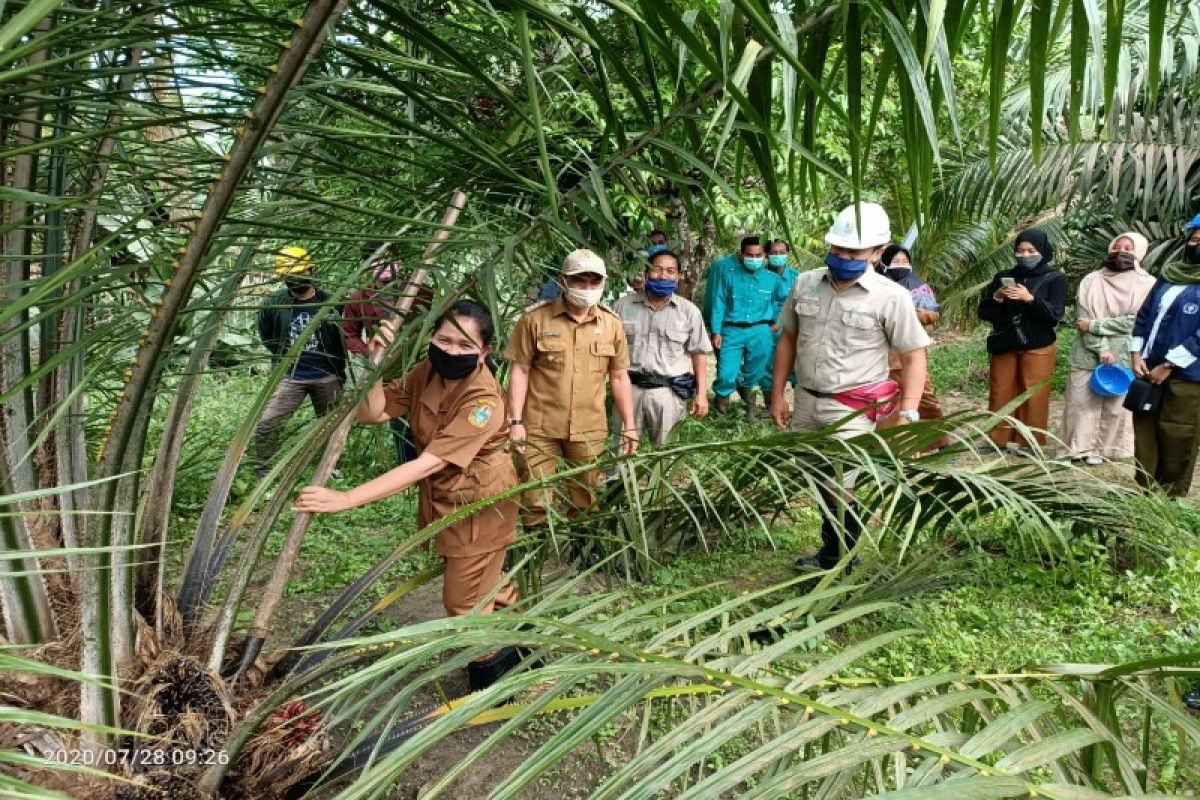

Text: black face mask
xmin=428 ymin=343 xmax=479 ymax=380
xmin=1186 ymin=243 xmax=1200 ymax=265
xmin=884 ymin=266 xmax=912 ymax=283
xmin=285 ymin=276 xmax=315 ymax=294
xmin=1102 ymin=252 xmax=1138 ymax=272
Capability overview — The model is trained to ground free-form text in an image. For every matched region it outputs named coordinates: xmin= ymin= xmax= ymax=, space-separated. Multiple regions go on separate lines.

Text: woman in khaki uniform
xmin=296 ymin=300 xmax=521 ymax=688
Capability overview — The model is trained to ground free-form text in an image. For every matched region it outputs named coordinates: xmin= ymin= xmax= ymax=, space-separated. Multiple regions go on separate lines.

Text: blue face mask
xmin=824 ymin=252 xmax=870 ymax=281
xmin=767 ymin=254 xmax=789 ymax=269
xmin=742 ymin=256 xmax=765 ymax=271
xmin=644 ymin=277 xmax=677 ymax=296
xmin=647 ymin=243 xmax=668 ymax=256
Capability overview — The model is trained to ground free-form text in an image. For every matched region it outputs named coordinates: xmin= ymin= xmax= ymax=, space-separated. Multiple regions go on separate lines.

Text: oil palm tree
xmin=916 ymin=0 xmax=1200 ymax=307
xmin=1 ymin=0 xmax=1197 ymax=796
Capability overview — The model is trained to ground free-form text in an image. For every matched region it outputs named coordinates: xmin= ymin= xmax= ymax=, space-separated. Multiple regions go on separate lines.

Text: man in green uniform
xmin=762 ymin=239 xmax=800 ymax=397
xmin=710 ymin=236 xmax=787 ymax=418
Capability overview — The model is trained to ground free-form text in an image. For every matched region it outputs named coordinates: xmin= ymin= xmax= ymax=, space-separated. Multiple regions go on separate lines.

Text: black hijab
xmin=881 ymin=244 xmax=909 ymax=267
xmin=879 ymin=244 xmax=928 ymax=291
xmin=1013 ymin=228 xmax=1055 ymax=271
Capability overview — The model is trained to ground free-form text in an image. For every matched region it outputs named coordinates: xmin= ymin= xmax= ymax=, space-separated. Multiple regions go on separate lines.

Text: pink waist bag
xmin=831 ymin=379 xmax=901 ymax=421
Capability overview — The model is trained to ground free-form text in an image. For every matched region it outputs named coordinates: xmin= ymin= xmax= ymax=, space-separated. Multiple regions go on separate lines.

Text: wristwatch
xmin=509 ymin=419 xmax=524 ymax=426
xmin=897 ymin=409 xmax=920 ymax=422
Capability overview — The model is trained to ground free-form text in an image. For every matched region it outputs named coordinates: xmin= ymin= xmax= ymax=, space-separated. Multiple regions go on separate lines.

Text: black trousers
xmin=818 ymin=503 xmax=862 ymax=568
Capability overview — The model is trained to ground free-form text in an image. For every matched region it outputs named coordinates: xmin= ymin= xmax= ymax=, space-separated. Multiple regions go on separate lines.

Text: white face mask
xmin=563 ymin=282 xmax=604 ymax=308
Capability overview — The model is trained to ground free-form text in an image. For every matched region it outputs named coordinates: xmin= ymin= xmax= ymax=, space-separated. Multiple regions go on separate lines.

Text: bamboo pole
xmin=225 ymin=191 xmax=467 ymax=685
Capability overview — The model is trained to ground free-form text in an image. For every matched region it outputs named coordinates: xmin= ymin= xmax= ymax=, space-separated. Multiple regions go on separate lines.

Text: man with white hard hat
xmin=770 ymin=202 xmax=931 ymax=571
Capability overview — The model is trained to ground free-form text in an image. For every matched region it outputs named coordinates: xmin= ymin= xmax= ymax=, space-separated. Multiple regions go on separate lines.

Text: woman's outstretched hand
xmin=295 ymin=486 xmax=353 ymax=514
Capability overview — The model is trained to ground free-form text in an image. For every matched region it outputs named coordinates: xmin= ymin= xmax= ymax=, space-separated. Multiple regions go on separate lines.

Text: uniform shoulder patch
xmin=467 ymin=400 xmax=496 ymax=429
xmin=523 ymin=299 xmax=552 ymax=313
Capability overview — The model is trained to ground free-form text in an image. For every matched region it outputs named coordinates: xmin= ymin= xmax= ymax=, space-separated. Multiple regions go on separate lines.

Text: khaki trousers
xmin=517 ymin=436 xmax=605 ymax=526
xmin=1060 ymin=369 xmax=1135 ymax=459
xmin=612 ymin=386 xmax=688 ymax=447
xmin=790 ymin=388 xmax=877 ymax=438
xmin=1133 ymin=379 xmax=1200 ymax=497
xmin=790 ymin=389 xmax=871 ymax=562
xmin=253 ymin=375 xmax=342 ymax=470
xmin=790 ymin=389 xmax=875 ymax=490
xmin=443 ymin=548 xmax=518 ymax=617
xmin=987 ymin=345 xmax=1056 ymax=447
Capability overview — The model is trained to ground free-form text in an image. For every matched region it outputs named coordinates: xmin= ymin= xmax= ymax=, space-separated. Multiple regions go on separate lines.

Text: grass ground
xmin=172 ymin=325 xmax=1200 ymax=794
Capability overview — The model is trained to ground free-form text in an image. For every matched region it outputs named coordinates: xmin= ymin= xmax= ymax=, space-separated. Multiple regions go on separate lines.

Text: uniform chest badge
xmin=1185 ymin=303 xmax=1199 ymax=315
xmin=468 ymin=402 xmax=496 ymax=428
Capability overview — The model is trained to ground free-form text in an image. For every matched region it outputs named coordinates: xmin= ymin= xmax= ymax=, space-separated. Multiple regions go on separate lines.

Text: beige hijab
xmin=1078 ymin=232 xmax=1156 ymax=319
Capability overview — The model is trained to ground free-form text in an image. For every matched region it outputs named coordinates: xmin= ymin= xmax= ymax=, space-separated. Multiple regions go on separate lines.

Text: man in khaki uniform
xmin=770 ymin=203 xmax=930 ymax=570
xmin=506 ymin=249 xmax=638 ymax=531
xmin=612 ymin=249 xmax=711 ymax=446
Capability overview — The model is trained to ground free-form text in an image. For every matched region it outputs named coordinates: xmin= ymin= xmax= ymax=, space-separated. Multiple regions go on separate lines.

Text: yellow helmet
xmin=274 ymin=246 xmax=312 ymax=275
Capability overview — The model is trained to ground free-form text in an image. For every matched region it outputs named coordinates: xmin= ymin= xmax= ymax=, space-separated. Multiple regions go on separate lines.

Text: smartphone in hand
xmin=1000 ymin=276 xmax=1016 ymax=288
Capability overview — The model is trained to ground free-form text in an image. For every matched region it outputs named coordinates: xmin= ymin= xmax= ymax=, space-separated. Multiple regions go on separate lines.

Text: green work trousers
xmin=1133 ymin=378 xmax=1200 ymax=497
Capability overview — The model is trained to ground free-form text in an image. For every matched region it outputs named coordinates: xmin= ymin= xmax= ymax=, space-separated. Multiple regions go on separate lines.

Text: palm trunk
xmin=136 ymin=269 xmax=246 ymax=633
xmin=65 ymin=41 xmax=152 ymax=749
xmin=36 ymin=89 xmax=71 ymax=510
xmin=0 ymin=16 xmax=56 ymax=645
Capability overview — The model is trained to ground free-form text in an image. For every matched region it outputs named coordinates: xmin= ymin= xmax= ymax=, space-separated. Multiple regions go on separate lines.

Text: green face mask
xmin=743 ymin=257 xmax=765 ymax=271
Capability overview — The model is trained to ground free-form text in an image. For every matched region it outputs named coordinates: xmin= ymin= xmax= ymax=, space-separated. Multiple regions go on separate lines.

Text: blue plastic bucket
xmin=1089 ymin=364 xmax=1135 ymax=397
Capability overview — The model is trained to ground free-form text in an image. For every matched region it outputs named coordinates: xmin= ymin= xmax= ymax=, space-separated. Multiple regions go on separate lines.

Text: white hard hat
xmin=825 ymin=203 xmax=891 ymax=249
xmin=562 ymin=248 xmax=607 ymax=277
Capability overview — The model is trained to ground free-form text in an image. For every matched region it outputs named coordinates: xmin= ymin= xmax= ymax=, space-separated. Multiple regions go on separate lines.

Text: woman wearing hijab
xmin=876 ymin=245 xmax=948 ymax=448
xmin=1061 ymin=233 xmax=1156 ymax=464
xmin=1129 ymin=214 xmax=1200 ymax=497
xmin=978 ymin=228 xmax=1068 ymax=452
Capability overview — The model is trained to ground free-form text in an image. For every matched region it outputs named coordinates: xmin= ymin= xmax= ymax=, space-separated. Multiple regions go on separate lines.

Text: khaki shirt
xmin=779 ymin=268 xmax=931 ymax=394
xmin=613 ymin=290 xmax=712 ymax=377
xmin=505 ymin=298 xmax=630 ymax=441
xmin=383 ymin=361 xmax=517 ymax=557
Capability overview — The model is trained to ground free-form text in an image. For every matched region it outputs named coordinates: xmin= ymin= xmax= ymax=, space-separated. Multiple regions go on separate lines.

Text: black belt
xmin=629 ymin=371 xmax=697 ymax=399
xmin=723 ymin=320 xmax=774 ymax=328
xmin=802 ymin=386 xmax=835 ymax=399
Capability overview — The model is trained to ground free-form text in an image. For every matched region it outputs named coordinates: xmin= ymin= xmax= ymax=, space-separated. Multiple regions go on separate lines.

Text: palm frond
xmin=206 ymin=586 xmax=1200 ymax=798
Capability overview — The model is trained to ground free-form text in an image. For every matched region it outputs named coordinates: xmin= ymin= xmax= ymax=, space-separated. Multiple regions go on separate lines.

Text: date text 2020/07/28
xmin=48 ymin=748 xmax=230 ymax=767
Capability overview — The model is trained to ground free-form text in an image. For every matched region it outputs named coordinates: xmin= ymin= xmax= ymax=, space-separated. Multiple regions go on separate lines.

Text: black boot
xmin=745 ymin=395 xmax=761 ymax=421
xmin=467 ymin=646 xmax=522 ymax=692
xmin=795 ymin=505 xmax=862 ymax=571
xmin=713 ymin=394 xmax=730 ymax=414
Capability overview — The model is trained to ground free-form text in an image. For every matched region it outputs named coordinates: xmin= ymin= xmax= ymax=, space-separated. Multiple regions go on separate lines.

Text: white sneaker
xmin=1083 ymin=455 xmax=1104 ymax=466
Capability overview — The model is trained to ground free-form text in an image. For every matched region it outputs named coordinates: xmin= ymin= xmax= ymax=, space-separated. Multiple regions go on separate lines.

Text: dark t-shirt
xmin=286 ymin=299 xmax=342 ymax=380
